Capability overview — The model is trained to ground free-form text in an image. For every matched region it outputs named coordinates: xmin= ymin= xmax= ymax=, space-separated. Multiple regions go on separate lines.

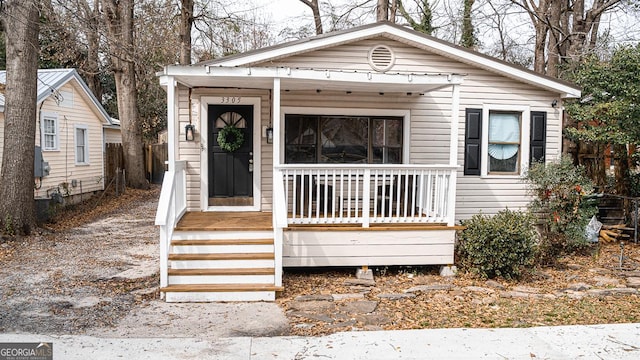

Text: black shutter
xmin=530 ymin=111 xmax=547 ymax=164
xmin=464 ymin=108 xmax=482 ymax=176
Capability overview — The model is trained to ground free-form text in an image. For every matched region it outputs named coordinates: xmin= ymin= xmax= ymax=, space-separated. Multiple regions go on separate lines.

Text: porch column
xmin=272 ymin=77 xmax=285 ymax=226
xmin=447 ymin=84 xmax=460 ymax=226
xmin=272 ymin=77 xmax=284 ymax=288
xmin=449 ymin=84 xmax=460 ymax=166
xmin=166 ymin=76 xmax=176 ymax=172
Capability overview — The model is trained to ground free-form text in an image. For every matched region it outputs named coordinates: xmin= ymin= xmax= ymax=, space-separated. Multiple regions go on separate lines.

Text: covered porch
xmin=157 ymin=63 xmax=464 ymax=300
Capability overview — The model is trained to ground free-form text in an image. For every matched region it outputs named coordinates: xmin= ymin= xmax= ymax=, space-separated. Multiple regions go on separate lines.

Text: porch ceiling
xmin=161 ymin=65 xmax=464 ymax=93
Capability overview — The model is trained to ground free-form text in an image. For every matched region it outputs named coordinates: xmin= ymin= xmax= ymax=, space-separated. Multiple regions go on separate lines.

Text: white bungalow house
xmin=156 ymin=22 xmax=581 ymax=302
xmin=0 ymin=68 xmax=120 ymax=203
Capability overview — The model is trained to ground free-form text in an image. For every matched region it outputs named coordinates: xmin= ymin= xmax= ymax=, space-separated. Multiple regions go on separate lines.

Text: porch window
xmin=285 ymin=114 xmax=402 ymax=164
xmin=487 ymin=112 xmax=520 ymax=174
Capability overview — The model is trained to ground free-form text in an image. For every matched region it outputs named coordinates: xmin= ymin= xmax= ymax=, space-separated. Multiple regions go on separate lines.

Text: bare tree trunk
xmin=515 ymin=0 xmax=550 ymax=74
xmin=546 ymin=0 xmax=562 ymax=78
xmin=179 ymin=0 xmax=194 ymax=64
xmin=389 ymin=0 xmax=397 ymax=23
xmin=104 ymin=0 xmax=149 ymax=189
xmin=377 ymin=0 xmax=389 ymax=21
xmin=84 ymin=0 xmax=102 ymax=99
xmin=299 ymin=0 xmax=323 ymax=35
xmin=0 ymin=0 xmax=40 ymax=235
xmin=461 ymin=0 xmax=475 ymax=48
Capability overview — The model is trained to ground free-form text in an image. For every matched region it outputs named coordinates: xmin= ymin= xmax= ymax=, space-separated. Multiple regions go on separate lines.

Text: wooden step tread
xmin=161 ymin=284 xmax=284 ymax=292
xmin=169 ymin=253 xmax=274 ymax=261
xmin=171 ymin=239 xmax=273 ymax=246
xmin=168 ymin=268 xmax=275 ymax=276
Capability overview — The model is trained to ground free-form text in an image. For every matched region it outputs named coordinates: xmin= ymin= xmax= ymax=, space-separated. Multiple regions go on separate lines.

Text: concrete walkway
xmin=2 ymin=323 xmax=639 ymax=359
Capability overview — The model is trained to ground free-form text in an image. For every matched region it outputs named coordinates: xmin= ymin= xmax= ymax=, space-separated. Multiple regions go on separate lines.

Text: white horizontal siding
xmin=171 ymin=36 xmax=564 ymax=221
xmin=103 ymin=128 xmax=121 ymax=144
xmin=179 ymin=88 xmax=272 ymax=211
xmin=283 ymin=230 xmax=455 ymax=266
xmin=32 ymin=82 xmax=105 ymax=198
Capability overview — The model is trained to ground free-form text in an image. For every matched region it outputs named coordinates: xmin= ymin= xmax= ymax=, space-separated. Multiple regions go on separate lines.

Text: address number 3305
xmin=220 ymin=97 xmax=242 ymax=104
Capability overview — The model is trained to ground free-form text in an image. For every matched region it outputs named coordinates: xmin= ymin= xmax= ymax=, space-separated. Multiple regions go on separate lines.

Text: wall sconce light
xmin=551 ymin=99 xmax=558 ymax=108
xmin=185 ymin=124 xmax=195 ymax=141
xmin=266 ymin=127 xmax=273 ymax=144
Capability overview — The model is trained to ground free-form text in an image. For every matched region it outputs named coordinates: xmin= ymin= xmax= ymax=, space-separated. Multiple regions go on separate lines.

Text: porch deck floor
xmin=176 ymin=211 xmax=273 ymax=231
xmin=176 ymin=211 xmax=463 ymax=231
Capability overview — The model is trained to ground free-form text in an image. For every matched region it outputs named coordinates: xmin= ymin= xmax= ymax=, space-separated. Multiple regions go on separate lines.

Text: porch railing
xmin=275 ymin=164 xmax=458 ymax=227
xmin=155 ymin=160 xmax=187 ymax=292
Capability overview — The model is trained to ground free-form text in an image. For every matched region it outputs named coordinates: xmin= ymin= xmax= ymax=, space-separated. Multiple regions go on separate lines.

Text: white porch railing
xmin=155 ymin=160 xmax=187 ymax=292
xmin=275 ymin=164 xmax=458 ymax=227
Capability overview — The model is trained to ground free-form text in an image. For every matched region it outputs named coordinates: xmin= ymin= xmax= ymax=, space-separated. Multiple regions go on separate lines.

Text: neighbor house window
xmin=487 ymin=111 xmax=521 ymax=174
xmin=41 ymin=114 xmax=59 ymax=151
xmin=75 ymin=125 xmax=89 ymax=164
xmin=285 ymin=115 xmax=402 ymax=164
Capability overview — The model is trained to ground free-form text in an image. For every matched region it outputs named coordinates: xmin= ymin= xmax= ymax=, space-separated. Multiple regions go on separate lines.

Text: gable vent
xmin=368 ymin=45 xmax=395 ymax=72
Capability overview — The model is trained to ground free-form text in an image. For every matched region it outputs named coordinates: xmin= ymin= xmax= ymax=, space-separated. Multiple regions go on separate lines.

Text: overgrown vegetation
xmin=457 ymin=209 xmax=537 ymax=279
xmin=564 ymin=45 xmax=640 ymax=195
xmin=524 ymin=157 xmax=598 ymax=263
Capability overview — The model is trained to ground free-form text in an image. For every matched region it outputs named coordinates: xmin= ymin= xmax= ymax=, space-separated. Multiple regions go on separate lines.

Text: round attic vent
xmin=368 ymin=45 xmax=395 ymax=72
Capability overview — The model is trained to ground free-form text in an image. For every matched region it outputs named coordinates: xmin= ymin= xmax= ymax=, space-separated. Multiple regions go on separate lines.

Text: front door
xmin=208 ymin=105 xmax=253 ymax=206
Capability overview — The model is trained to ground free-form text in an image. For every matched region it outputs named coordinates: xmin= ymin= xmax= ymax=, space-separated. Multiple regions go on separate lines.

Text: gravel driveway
xmin=0 ymin=188 xmax=288 ymax=338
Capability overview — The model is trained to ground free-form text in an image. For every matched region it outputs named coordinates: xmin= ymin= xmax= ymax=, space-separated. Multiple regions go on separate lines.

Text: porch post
xmin=272 ymin=77 xmax=284 ymax=288
xmin=447 ymin=84 xmax=460 ymax=226
xmin=166 ymin=75 xmax=176 ymax=172
xmin=449 ymin=84 xmax=460 ymax=166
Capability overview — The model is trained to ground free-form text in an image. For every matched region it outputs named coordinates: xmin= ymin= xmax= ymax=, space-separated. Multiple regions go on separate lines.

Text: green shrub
xmin=457 ymin=209 xmax=537 ymax=279
xmin=524 ymin=156 xmax=598 ymax=259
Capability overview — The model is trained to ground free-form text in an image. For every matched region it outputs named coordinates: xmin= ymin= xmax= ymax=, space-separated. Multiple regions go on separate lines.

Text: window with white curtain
xmin=488 ymin=112 xmax=521 ymax=174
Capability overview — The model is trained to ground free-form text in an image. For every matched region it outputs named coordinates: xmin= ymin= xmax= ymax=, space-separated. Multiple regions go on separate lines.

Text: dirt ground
xmin=0 ymin=187 xmax=288 ymax=338
xmin=0 ymin=188 xmax=161 ymax=334
xmin=1 ymin=188 xmax=639 ymax=338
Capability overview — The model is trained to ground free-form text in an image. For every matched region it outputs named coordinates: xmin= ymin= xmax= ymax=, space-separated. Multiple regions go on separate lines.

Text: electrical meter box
xmin=34 ymin=146 xmax=50 ymax=177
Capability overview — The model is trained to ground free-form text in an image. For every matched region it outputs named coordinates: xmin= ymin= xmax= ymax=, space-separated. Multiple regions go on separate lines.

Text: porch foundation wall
xmin=282 ymin=229 xmax=455 ymax=267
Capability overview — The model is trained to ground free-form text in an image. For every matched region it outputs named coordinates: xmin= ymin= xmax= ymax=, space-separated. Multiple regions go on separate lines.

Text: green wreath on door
xmin=217 ymin=125 xmax=244 ymax=152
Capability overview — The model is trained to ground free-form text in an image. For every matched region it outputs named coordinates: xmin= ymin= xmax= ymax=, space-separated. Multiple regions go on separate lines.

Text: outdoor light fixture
xmin=266 ymin=127 xmax=273 ymax=144
xmin=185 ymin=124 xmax=195 ymax=141
xmin=551 ymin=99 xmax=558 ymax=108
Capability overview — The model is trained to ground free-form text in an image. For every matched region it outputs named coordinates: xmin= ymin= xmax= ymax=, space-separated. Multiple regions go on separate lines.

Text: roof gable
xmin=202 ymin=22 xmax=580 ymax=98
xmin=0 ymin=68 xmax=114 ymax=124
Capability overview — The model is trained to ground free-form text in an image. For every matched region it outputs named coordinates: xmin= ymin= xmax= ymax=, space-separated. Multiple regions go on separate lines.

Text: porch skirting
xmin=282 ymin=225 xmax=460 ymax=267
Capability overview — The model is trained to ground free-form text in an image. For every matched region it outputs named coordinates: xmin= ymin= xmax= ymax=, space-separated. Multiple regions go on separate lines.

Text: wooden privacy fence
xmin=105 ymin=142 xmax=168 ymax=186
xmin=105 ymin=143 xmax=124 ymax=184
xmin=145 ymin=143 xmax=168 ymax=184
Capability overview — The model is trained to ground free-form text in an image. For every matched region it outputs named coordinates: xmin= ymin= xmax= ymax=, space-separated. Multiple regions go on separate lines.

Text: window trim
xmin=481 ymin=105 xmax=530 ymax=178
xmin=74 ymin=124 xmax=90 ymax=165
xmin=41 ymin=112 xmax=59 ymax=151
xmin=281 ymin=107 xmax=410 ymax=164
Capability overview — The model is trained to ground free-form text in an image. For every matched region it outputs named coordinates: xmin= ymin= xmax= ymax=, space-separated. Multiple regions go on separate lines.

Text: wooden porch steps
xmin=164 ymin=231 xmax=279 ymax=302
xmin=161 ymin=284 xmax=284 ymax=292
xmin=168 ymin=253 xmax=275 ymax=261
xmin=168 ymin=268 xmax=275 ymax=276
xmin=170 ymin=238 xmax=273 ymax=246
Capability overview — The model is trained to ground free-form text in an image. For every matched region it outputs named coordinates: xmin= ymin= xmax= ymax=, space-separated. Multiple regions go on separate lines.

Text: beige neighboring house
xmin=0 ymin=68 xmax=120 ymax=202
xmin=155 ymin=22 xmax=581 ymax=302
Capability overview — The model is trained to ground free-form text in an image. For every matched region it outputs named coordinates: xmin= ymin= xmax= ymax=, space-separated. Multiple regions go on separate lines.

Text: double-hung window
xmin=464 ymin=106 xmax=547 ymax=177
xmin=75 ymin=125 xmax=89 ymax=165
xmin=487 ymin=111 xmax=521 ymax=174
xmin=41 ymin=114 xmax=59 ymax=151
xmin=285 ymin=114 xmax=403 ymax=164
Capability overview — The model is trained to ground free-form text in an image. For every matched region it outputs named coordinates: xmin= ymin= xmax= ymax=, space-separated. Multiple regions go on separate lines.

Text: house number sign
xmin=219 ymin=96 xmax=242 ymax=104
